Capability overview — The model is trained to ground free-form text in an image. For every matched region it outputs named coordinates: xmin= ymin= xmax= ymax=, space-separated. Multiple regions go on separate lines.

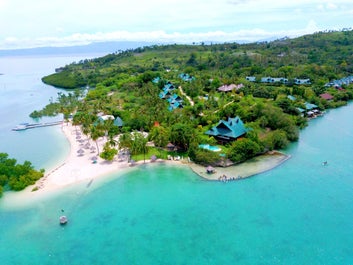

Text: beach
xmin=189 ymin=151 xmax=290 ymax=181
xmin=2 ymin=121 xmax=290 ymax=209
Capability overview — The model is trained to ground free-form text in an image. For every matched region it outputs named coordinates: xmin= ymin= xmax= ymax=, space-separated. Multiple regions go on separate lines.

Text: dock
xmin=12 ymin=121 xmax=63 ymax=131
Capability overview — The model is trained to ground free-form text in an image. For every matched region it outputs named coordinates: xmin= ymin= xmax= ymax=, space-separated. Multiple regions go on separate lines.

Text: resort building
xmin=294 ymin=78 xmax=311 ymax=85
xmin=113 ymin=116 xmax=124 ymax=127
xmin=261 ymin=77 xmax=288 ymax=84
xmin=205 ymin=116 xmax=248 ymax=144
xmin=246 ymin=76 xmax=256 ymax=82
xmin=179 ymin=73 xmax=195 ymax=82
xmin=152 ymin=77 xmax=161 ymax=84
xmin=325 ymin=76 xmax=353 ymax=88
xmin=217 ymin=84 xmax=244 ymax=92
xmin=320 ymin=93 xmax=334 ymax=101
xmin=287 ymin=95 xmax=296 ymax=101
xmin=157 ymin=81 xmax=183 ymax=111
xmin=304 ymin=102 xmax=319 ymax=117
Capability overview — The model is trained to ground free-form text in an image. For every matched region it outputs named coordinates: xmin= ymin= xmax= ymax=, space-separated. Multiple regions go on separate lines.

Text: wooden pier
xmin=12 ymin=121 xmax=63 ymax=131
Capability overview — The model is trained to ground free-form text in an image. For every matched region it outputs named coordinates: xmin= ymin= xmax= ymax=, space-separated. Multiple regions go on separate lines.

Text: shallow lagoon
xmin=0 ymin=56 xmax=353 ymax=264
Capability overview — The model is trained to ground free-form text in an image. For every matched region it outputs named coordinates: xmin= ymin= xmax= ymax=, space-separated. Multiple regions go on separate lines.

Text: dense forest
xmin=38 ymin=30 xmax=353 ymax=166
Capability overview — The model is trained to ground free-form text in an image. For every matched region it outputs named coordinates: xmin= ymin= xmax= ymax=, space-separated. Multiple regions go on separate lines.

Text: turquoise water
xmin=0 ymin=56 xmax=353 ymax=264
xmin=199 ymin=144 xmax=221 ymax=152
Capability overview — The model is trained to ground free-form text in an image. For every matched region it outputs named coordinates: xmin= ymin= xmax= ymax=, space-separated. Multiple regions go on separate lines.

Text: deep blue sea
xmin=0 ymin=55 xmax=352 ymax=265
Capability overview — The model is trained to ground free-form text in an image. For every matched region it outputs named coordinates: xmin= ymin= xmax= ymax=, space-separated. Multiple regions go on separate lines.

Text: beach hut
xmin=166 ymin=142 xmax=175 ymax=151
xmin=206 ymin=165 xmax=216 ymax=174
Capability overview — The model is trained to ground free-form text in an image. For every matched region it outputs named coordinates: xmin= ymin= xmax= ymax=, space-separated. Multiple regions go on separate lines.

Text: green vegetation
xmin=0 ymin=153 xmax=44 ymax=196
xmin=36 ymin=30 xmax=353 ymax=165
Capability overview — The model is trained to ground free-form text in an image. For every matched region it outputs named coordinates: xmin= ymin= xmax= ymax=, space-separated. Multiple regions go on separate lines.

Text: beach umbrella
xmin=77 ymin=148 xmax=84 ymax=154
xmin=150 ymin=155 xmax=157 ymax=162
xmin=91 ymin=156 xmax=98 ymax=161
xmin=76 ymin=135 xmax=81 ymax=140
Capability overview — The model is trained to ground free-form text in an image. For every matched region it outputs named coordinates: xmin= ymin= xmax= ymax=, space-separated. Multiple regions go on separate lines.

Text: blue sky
xmin=1 ymin=0 xmax=352 ymax=49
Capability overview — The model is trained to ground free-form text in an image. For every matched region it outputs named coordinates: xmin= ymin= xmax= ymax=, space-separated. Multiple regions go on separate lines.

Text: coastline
xmin=189 ymin=151 xmax=290 ymax=181
xmin=1 ymin=122 xmax=290 ymax=209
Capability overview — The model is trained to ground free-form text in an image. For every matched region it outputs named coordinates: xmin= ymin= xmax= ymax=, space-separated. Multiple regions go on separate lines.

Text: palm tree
xmin=90 ymin=124 xmax=104 ymax=155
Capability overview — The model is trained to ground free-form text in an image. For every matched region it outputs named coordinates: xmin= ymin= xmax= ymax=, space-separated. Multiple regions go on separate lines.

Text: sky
xmin=0 ymin=0 xmax=352 ymax=49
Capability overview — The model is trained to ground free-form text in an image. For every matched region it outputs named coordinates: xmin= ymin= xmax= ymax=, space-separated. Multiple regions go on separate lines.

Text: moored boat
xmin=59 ymin=215 xmax=68 ymax=225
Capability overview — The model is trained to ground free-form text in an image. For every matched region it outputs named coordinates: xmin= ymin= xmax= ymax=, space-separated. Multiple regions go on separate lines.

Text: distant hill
xmin=0 ymin=41 xmax=157 ymax=56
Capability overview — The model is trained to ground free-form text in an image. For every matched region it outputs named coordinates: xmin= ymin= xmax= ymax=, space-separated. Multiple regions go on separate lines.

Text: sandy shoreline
xmin=189 ymin=151 xmax=290 ymax=181
xmin=1 ymin=122 xmax=290 ymax=208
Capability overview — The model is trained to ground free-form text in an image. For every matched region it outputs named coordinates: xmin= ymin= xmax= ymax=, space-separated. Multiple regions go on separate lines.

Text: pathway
xmin=179 ymin=86 xmax=194 ymax=106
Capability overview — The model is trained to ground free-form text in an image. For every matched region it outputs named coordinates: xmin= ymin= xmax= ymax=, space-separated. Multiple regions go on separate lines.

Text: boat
xmin=12 ymin=122 xmax=30 ymax=131
xmin=59 ymin=215 xmax=68 ymax=225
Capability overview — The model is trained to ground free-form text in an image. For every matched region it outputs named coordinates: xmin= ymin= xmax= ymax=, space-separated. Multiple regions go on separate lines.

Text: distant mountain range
xmin=0 ymin=39 xmax=255 ymax=57
xmin=0 ymin=41 xmax=158 ymax=56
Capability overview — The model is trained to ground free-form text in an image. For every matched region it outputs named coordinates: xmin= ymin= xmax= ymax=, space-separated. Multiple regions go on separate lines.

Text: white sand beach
xmin=38 ymin=122 xmax=130 ymax=188
xmin=1 ymin=121 xmax=290 ymax=209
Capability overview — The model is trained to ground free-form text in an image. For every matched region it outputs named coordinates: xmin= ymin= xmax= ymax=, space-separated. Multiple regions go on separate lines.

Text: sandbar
xmin=189 ymin=151 xmax=290 ymax=181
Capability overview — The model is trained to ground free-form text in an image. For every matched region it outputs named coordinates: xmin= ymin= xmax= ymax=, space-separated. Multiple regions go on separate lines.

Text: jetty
xmin=12 ymin=121 xmax=62 ymax=131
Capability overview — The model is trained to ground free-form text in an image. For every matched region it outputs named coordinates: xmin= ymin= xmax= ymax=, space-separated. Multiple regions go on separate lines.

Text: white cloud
xmin=0 ymin=0 xmax=353 ymax=49
xmin=0 ymin=23 xmax=325 ymax=50
xmin=326 ymin=3 xmax=337 ymax=9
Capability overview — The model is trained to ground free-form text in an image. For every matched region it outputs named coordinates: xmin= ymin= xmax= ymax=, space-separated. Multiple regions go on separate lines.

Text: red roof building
xmin=320 ymin=93 xmax=334 ymax=100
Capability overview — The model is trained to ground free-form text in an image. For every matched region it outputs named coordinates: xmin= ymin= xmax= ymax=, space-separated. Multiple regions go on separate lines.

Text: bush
xmin=227 ymin=138 xmax=261 ymax=163
xmin=191 ymin=149 xmax=221 ymax=166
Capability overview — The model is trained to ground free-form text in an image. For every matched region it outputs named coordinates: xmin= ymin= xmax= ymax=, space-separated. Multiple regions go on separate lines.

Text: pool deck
xmin=189 ymin=151 xmax=290 ymax=181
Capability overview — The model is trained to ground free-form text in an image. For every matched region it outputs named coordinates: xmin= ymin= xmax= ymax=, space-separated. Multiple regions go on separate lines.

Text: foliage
xmin=42 ymin=70 xmax=86 ymax=89
xmin=148 ymin=125 xmax=170 ymax=148
xmin=190 ymin=148 xmax=221 ymax=166
xmin=227 ymin=138 xmax=262 ymax=163
xmin=33 ymin=30 xmax=353 ymax=166
xmin=100 ymin=143 xmax=118 ymax=161
xmin=0 ymin=153 xmax=44 ymax=192
xmin=169 ymin=123 xmax=196 ymax=151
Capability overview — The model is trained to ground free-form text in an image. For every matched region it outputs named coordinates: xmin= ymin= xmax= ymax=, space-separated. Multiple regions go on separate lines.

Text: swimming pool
xmin=199 ymin=144 xmax=222 ymax=152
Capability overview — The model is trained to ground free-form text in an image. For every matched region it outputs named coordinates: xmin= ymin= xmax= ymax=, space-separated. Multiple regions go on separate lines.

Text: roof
xmin=179 ymin=73 xmax=195 ymax=82
xmin=217 ymin=84 xmax=244 ymax=92
xmin=168 ymin=101 xmax=183 ymax=111
xmin=99 ymin=115 xmax=114 ymax=121
xmin=287 ymin=95 xmax=296 ymax=101
xmin=305 ymin=102 xmax=318 ymax=110
xmin=320 ymin=93 xmax=334 ymax=100
xmin=218 ymin=84 xmax=236 ymax=92
xmin=296 ymin=107 xmax=305 ymax=113
xmin=152 ymin=77 xmax=160 ymax=84
xmin=114 ymin=116 xmax=124 ymax=127
xmin=205 ymin=116 xmax=248 ymax=140
xmin=294 ymin=78 xmax=311 ymax=85
xmin=167 ymin=94 xmax=182 ymax=103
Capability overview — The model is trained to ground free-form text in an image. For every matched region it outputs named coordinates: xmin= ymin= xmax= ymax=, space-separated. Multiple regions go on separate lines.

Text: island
xmin=3 ymin=30 xmax=353 ymax=200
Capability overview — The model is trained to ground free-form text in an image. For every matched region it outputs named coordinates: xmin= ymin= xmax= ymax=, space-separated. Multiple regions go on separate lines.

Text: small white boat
xmin=59 ymin=215 xmax=68 ymax=225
